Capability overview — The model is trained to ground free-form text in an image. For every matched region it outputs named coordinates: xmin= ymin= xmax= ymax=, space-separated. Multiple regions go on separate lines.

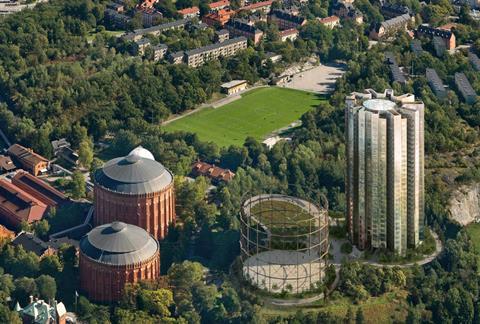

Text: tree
xmin=138 ymin=289 xmax=174 ymax=318
xmin=32 ymin=220 xmax=50 ymax=240
xmin=0 ymin=304 xmax=21 ymax=324
xmin=356 ymin=307 xmax=365 ymax=324
xmin=220 ymin=287 xmax=241 ymax=315
xmin=78 ymin=139 xmax=94 ymax=169
xmin=35 ymin=275 xmax=56 ymax=301
xmin=39 ymin=255 xmax=63 ymax=276
xmin=12 ymin=277 xmax=37 ymax=305
xmin=345 ymin=306 xmax=355 ymax=324
xmin=71 ymin=171 xmax=86 ymax=199
xmin=167 ymin=261 xmax=203 ymax=289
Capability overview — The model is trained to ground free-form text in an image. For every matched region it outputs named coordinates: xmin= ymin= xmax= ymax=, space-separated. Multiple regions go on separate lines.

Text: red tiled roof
xmin=208 ymin=0 xmax=230 ymax=9
xmin=7 ymin=144 xmax=48 ymax=166
xmin=279 ymin=28 xmax=298 ymax=36
xmin=239 ymin=0 xmax=273 ymax=11
xmin=12 ymin=170 xmax=67 ymax=207
xmin=438 ymin=23 xmax=456 ymax=31
xmin=0 ymin=180 xmax=47 ymax=226
xmin=191 ymin=162 xmax=235 ymax=182
xmin=178 ymin=6 xmax=199 ymax=15
xmin=318 ymin=15 xmax=339 ymax=23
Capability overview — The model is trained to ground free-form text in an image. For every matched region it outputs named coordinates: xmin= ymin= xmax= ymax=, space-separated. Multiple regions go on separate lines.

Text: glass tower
xmin=345 ymin=90 xmax=424 ymax=255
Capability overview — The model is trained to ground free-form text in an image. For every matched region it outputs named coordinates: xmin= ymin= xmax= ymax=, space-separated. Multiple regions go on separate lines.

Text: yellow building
xmin=220 ymin=80 xmax=248 ymax=95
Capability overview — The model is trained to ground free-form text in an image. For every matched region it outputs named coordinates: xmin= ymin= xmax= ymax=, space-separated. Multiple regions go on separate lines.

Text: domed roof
xmin=80 ymin=222 xmax=159 ymax=266
xmin=94 ymin=152 xmax=173 ymax=195
xmin=128 ymin=146 xmax=155 ymax=161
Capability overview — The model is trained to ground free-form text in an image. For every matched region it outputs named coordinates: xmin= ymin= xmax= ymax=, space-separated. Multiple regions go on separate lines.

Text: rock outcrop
xmin=448 ymin=183 xmax=480 ymax=226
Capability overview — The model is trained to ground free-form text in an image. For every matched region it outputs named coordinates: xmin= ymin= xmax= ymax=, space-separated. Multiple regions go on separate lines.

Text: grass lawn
xmin=466 ymin=223 xmax=480 ymax=269
xmin=86 ymin=29 xmax=125 ymax=42
xmin=252 ymin=200 xmax=312 ymax=228
xmin=260 ymin=290 xmax=409 ymax=323
xmin=164 ymin=87 xmax=324 ymax=147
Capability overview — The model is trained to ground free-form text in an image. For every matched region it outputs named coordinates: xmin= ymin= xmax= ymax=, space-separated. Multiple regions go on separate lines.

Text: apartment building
xmin=346 ymin=89 xmax=425 ymax=255
xmin=269 ymin=9 xmax=306 ymax=30
xmin=455 ymin=72 xmax=477 ymax=104
xmin=417 ymin=25 xmax=456 ymax=51
xmin=215 ymin=29 xmax=230 ymax=42
xmin=317 ymin=15 xmax=340 ymax=28
xmin=178 ymin=6 xmax=200 ymax=18
xmin=426 ymin=68 xmax=447 ymax=99
xmin=123 ymin=18 xmax=191 ymax=41
xmin=369 ymin=13 xmax=412 ymax=40
xmin=185 ymin=37 xmax=247 ymax=67
xmin=226 ymin=18 xmax=264 ymax=45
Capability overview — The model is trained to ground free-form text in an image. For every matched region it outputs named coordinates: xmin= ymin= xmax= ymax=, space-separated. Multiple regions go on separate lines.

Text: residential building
xmin=390 ymin=64 xmax=406 ymax=84
xmin=269 ymin=9 xmax=306 ymax=30
xmin=7 ymin=144 xmax=49 ymax=176
xmin=106 ymin=2 xmax=124 ymax=13
xmin=317 ymin=15 xmax=340 ymax=28
xmin=12 ymin=170 xmax=67 ymax=207
xmin=279 ymin=28 xmax=298 ymax=41
xmin=51 ymin=138 xmax=79 ymax=166
xmin=369 ymin=13 xmax=412 ymax=40
xmin=237 ymin=0 xmax=273 ymax=14
xmin=346 ymin=89 xmax=425 ymax=255
xmin=215 ymin=29 xmax=230 ymax=42
xmin=468 ymin=51 xmax=480 ymax=71
xmin=381 ymin=3 xmax=411 ymax=19
xmin=137 ymin=8 xmax=163 ymax=27
xmin=136 ymin=0 xmax=158 ymax=10
xmin=16 ymin=297 xmax=67 ymax=324
xmin=12 ymin=232 xmax=56 ymax=257
xmin=208 ymin=0 xmax=230 ymax=11
xmin=191 ymin=161 xmax=235 ymax=183
xmin=122 ymin=18 xmax=191 ymax=41
xmin=0 ymin=155 xmax=16 ymax=174
xmin=433 ymin=36 xmax=447 ymax=57
xmin=202 ymin=9 xmax=234 ymax=26
xmin=187 ymin=21 xmax=209 ymax=31
xmin=153 ymin=44 xmax=168 ymax=60
xmin=135 ymin=38 xmax=151 ymax=55
xmin=220 ymin=80 xmax=248 ymax=95
xmin=332 ymin=2 xmax=363 ymax=24
xmin=226 ymin=18 xmax=264 ymax=44
xmin=185 ymin=37 xmax=247 ymax=67
xmin=455 ymin=72 xmax=477 ymax=104
xmin=105 ymin=8 xmax=131 ymax=29
xmin=0 ymin=180 xmax=47 ymax=228
xmin=417 ymin=25 xmax=456 ymax=51
xmin=385 ymin=52 xmax=406 ymax=84
xmin=410 ymin=39 xmax=423 ymax=55
xmin=263 ymin=52 xmax=282 ymax=63
xmin=426 ymin=68 xmax=447 ymax=99
xmin=178 ymin=6 xmax=200 ymax=18
xmin=169 ymin=51 xmax=185 ymax=64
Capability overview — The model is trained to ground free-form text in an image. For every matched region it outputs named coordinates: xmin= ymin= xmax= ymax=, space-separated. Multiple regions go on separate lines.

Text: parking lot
xmin=282 ymin=63 xmax=346 ymax=94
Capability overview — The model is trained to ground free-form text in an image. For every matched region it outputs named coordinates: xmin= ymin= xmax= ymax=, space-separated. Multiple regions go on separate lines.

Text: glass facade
xmin=346 ymin=91 xmax=424 ymax=255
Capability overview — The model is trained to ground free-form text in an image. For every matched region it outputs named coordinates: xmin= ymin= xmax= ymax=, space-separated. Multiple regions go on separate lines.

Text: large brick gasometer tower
xmin=79 ymin=221 xmax=160 ymax=302
xmin=94 ymin=146 xmax=175 ymax=240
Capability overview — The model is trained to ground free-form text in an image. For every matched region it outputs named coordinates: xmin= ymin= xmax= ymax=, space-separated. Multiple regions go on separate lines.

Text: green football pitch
xmin=163 ymin=87 xmax=324 ymax=147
